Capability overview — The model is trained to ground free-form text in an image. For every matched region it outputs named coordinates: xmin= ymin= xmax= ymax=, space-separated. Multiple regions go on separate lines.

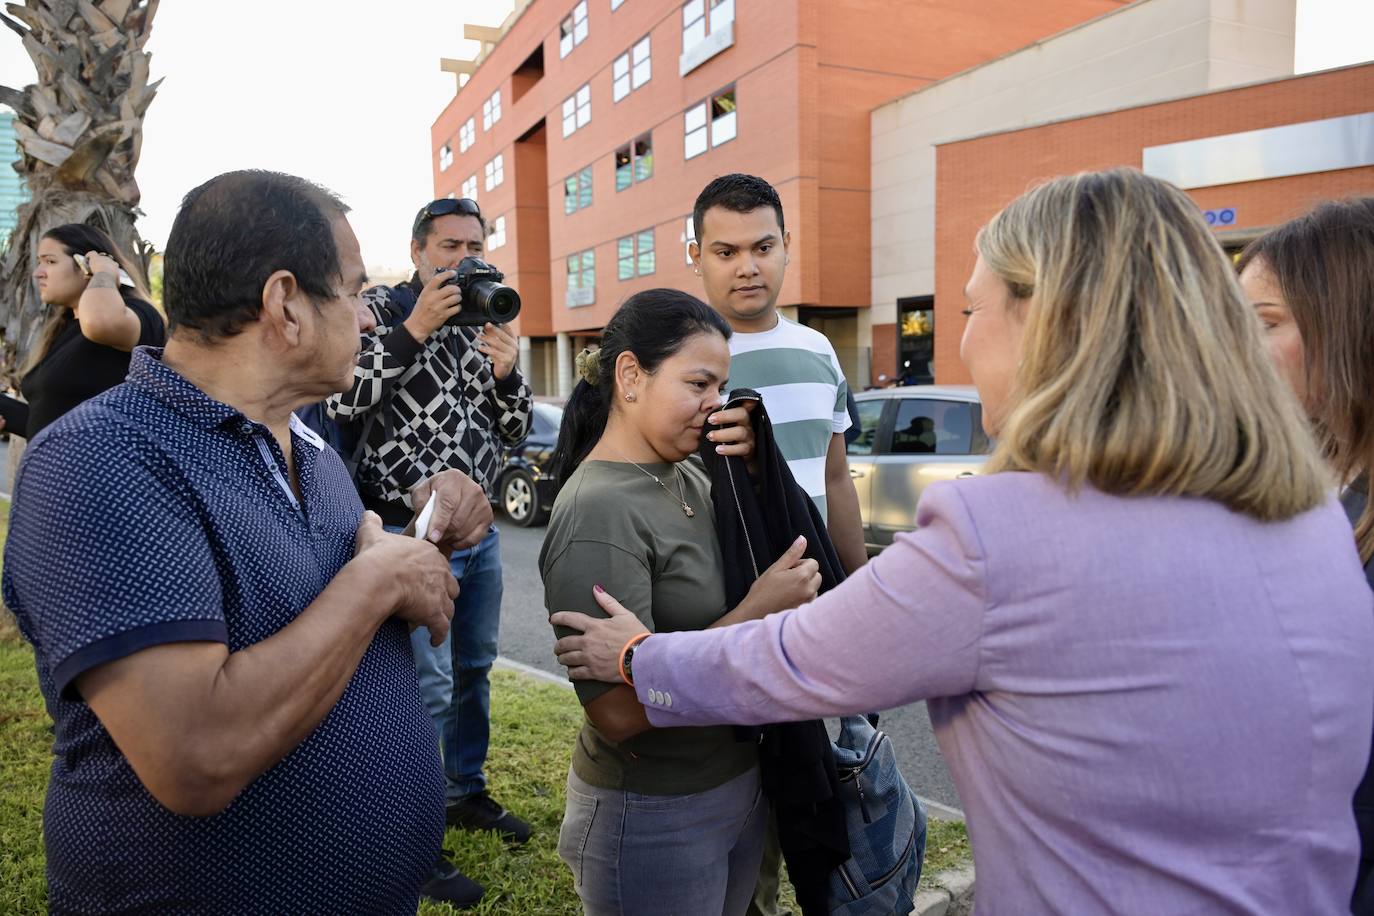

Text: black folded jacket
xmin=697 ymin=388 xmax=850 ymax=916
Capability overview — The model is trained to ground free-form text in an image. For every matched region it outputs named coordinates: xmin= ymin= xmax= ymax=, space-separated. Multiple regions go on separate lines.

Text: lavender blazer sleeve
xmin=632 ymin=481 xmax=987 ymax=724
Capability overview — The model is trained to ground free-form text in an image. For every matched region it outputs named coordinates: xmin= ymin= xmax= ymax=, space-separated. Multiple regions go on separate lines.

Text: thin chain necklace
xmin=613 ymin=451 xmax=696 ymax=517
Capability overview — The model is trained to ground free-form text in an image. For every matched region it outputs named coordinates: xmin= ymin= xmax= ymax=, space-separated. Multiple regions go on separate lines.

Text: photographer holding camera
xmin=328 ymin=196 xmax=532 ymax=909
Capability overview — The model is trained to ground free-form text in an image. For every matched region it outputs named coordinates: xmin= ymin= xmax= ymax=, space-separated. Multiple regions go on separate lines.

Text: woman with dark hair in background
xmin=3 ymin=223 xmax=165 ymax=439
xmin=1238 ymin=197 xmax=1374 ymax=913
xmin=541 ymin=288 xmax=820 ymax=915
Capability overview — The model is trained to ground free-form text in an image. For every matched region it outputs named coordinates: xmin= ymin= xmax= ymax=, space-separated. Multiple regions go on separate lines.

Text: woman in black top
xmin=5 ymin=224 xmax=165 ymax=439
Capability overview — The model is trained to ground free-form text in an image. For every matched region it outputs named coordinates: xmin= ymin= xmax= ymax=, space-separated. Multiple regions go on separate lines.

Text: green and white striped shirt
xmin=727 ymin=316 xmax=850 ymax=518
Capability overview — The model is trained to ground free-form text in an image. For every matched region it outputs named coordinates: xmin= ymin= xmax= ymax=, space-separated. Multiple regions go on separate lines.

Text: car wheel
xmin=502 ymin=470 xmax=540 ymax=526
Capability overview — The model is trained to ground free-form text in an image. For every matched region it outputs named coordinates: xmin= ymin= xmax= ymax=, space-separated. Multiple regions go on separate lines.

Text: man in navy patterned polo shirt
xmin=3 ymin=171 xmax=495 ymax=914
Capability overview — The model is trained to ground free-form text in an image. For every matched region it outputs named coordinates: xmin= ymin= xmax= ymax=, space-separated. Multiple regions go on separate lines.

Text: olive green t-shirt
xmin=540 ymin=458 xmax=758 ymax=795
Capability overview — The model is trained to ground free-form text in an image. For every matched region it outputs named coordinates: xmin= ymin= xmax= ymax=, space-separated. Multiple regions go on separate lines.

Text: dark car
xmin=497 ymin=400 xmax=562 ymax=526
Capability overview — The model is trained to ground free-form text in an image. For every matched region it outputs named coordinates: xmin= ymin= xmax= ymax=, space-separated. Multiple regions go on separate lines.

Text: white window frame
xmin=566 ymin=248 xmax=596 ymax=307
xmin=613 ymin=35 xmax=652 ymax=102
xmin=564 ymin=165 xmax=593 ymax=215
xmin=617 ymin=228 xmax=656 ymax=280
xmin=458 ymin=117 xmax=476 ymax=153
xmin=439 ymin=143 xmax=454 ymax=171
xmin=484 ymin=154 xmax=505 ymax=191
xmin=562 ymin=83 xmax=592 ymax=138
xmin=682 ymin=215 xmax=697 ymax=264
xmin=615 ymin=133 xmax=653 ymax=191
xmin=685 ymin=86 xmax=737 ymax=158
xmin=482 ymin=90 xmax=502 ymax=130
xmin=461 ymin=174 xmax=478 ymax=201
xmin=559 ymin=0 xmax=589 ymax=58
xmin=710 ymin=86 xmax=736 ymax=147
xmin=683 ymin=101 xmax=708 ymax=159
xmin=611 ymin=0 xmax=626 ymax=8
xmin=487 ymin=215 xmax=508 ymax=250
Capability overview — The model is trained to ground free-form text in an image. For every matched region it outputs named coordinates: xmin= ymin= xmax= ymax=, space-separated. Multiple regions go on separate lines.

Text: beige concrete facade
xmin=868 ymin=0 xmax=1295 ymax=383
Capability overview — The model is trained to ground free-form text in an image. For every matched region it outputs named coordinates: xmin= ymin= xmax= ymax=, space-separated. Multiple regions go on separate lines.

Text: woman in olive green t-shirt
xmin=541 ymin=290 xmax=819 ymax=916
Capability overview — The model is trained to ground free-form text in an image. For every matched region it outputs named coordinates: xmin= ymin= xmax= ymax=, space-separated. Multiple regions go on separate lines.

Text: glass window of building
xmin=459 ymin=118 xmax=476 ymax=152
xmin=559 ymin=0 xmax=589 ymax=58
xmin=482 ymin=90 xmax=502 ymax=130
xmin=682 ymin=215 xmax=697 ymax=264
xmin=617 ymin=229 xmax=656 ymax=280
xmin=564 ymin=165 xmax=593 ymax=215
xmin=439 ymin=144 xmax=453 ymax=171
xmin=615 ymin=133 xmax=652 ymax=191
xmin=484 ymin=154 xmax=505 ymax=191
xmin=611 ymin=36 xmax=652 ymax=103
xmin=462 ymin=174 xmax=478 ymax=201
xmin=567 ymin=248 xmax=596 ymax=306
xmin=487 ymin=215 xmax=508 ymax=250
xmin=611 ymin=0 xmax=625 ymax=8
xmin=684 ymin=102 xmax=708 ymax=159
xmin=683 ymin=0 xmax=734 ymax=53
xmin=711 ymin=88 xmax=736 ymax=146
xmin=562 ymin=83 xmax=592 ymax=138
xmin=684 ymin=87 xmax=735 ymax=158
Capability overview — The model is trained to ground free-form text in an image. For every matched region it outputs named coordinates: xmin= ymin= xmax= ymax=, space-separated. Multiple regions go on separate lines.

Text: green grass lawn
xmin=0 ymin=497 xmax=969 ymax=914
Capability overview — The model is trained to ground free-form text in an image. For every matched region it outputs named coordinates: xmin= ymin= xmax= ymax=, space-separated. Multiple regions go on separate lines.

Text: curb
xmin=911 ymin=865 xmax=975 ymax=916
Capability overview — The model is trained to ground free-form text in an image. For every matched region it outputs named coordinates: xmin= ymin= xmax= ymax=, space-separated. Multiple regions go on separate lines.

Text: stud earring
xmin=625 ymin=393 xmax=636 ymax=402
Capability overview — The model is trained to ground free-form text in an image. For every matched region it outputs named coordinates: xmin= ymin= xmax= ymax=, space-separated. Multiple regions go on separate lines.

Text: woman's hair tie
xmin=574 ymin=346 xmax=602 ymax=386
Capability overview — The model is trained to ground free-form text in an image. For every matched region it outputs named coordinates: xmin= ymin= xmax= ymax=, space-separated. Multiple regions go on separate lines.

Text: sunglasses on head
xmin=414 ymin=197 xmax=482 ymax=233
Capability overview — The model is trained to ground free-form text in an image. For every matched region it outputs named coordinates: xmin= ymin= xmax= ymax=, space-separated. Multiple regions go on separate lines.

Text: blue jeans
xmin=559 ymin=766 xmax=767 ymax=916
xmin=391 ymin=524 xmax=503 ymax=802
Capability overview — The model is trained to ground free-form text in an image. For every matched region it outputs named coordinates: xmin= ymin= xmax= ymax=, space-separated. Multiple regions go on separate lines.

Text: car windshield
xmin=533 ymin=403 xmax=564 ymax=436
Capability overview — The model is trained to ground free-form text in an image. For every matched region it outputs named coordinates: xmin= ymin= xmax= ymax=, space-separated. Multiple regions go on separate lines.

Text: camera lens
xmin=486 ymin=286 xmax=521 ymax=323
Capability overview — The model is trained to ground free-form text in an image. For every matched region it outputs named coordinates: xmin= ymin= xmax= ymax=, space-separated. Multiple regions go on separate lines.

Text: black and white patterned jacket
xmin=326 ymin=275 xmax=533 ymax=522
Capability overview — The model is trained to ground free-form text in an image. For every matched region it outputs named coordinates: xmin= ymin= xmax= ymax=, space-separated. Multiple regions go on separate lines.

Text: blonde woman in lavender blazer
xmin=552 ymin=168 xmax=1374 ymax=915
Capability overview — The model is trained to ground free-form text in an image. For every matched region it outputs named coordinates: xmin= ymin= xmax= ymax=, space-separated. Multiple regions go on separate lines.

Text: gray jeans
xmin=558 ymin=766 xmax=767 ymax=916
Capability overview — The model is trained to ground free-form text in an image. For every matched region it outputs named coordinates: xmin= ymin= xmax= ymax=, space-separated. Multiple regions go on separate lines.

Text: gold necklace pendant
xmin=615 ymin=450 xmax=697 ymax=518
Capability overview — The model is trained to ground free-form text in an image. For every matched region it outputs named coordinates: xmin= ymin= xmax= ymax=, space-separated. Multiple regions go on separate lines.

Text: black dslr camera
xmin=440 ymin=256 xmax=522 ymax=326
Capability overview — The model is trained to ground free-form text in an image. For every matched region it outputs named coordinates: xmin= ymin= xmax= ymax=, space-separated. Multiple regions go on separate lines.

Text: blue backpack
xmin=827 ymin=715 xmax=927 ymax=914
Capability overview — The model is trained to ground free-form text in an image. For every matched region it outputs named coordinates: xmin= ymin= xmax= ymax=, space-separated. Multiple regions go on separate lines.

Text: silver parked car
xmin=847 ymin=385 xmax=992 ymax=554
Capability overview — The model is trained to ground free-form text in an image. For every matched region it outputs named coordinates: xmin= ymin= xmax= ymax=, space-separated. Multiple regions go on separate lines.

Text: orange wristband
xmin=618 ymin=633 xmax=651 ymax=686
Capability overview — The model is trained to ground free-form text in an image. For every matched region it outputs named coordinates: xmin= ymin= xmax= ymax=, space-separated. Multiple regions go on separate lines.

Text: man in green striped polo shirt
xmin=690 ymin=173 xmax=867 ymax=916
xmin=690 ymin=173 xmax=867 ymax=573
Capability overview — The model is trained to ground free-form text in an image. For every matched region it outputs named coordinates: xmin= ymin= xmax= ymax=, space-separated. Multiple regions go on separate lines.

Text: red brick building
xmin=431 ymin=0 xmax=1125 ymax=395
xmin=932 ymin=62 xmax=1374 ymax=383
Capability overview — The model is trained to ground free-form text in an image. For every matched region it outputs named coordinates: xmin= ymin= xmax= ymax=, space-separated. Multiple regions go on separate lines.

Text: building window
xmin=612 ymin=0 xmax=626 ymax=8
xmin=684 ymin=86 xmax=735 ymax=159
xmin=488 ymin=215 xmax=508 ymax=250
xmin=462 ymin=174 xmax=478 ymax=201
xmin=482 ymin=90 xmax=502 ymax=130
xmin=615 ymin=134 xmax=653 ymax=191
xmin=459 ymin=117 xmax=476 ymax=153
xmin=564 ymin=165 xmax=593 ymax=215
xmin=682 ymin=0 xmax=733 ymax=53
xmin=559 ymin=0 xmax=589 ymax=58
xmin=613 ymin=36 xmax=652 ymax=102
xmin=439 ymin=143 xmax=454 ymax=171
xmin=566 ymin=248 xmax=596 ymax=307
xmin=618 ymin=229 xmax=656 ymax=280
xmin=484 ymin=154 xmax=505 ymax=191
xmin=562 ymin=83 xmax=592 ymax=138
xmin=682 ymin=215 xmax=697 ymax=264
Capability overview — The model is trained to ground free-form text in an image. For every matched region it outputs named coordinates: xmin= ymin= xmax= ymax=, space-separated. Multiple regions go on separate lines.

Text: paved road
xmin=491 ymin=515 xmax=965 ymax=814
